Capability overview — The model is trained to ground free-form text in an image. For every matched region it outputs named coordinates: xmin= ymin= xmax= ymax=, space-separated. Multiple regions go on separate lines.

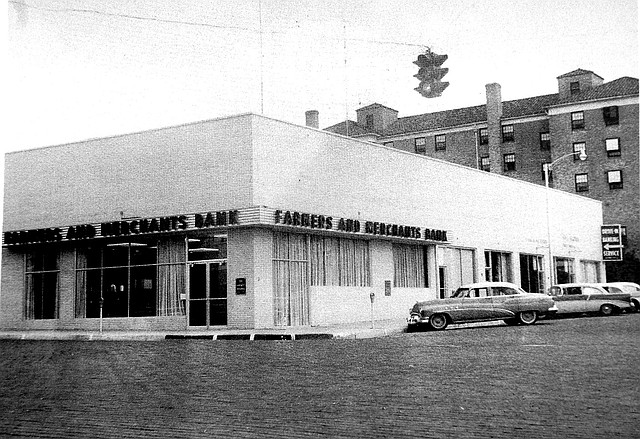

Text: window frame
xmin=434 ymin=134 xmax=446 ymax=152
xmin=414 ymin=137 xmax=426 ymax=154
xmin=25 ymin=248 xmax=60 ymax=320
xmin=478 ymin=128 xmax=488 ymax=145
xmin=569 ymin=81 xmax=580 ymax=95
xmin=571 ymin=111 xmax=585 ymax=130
xmin=573 ymin=142 xmax=586 ymax=160
xmin=606 ymin=170 xmax=623 ymax=190
xmin=605 ymin=138 xmax=621 ymax=157
xmin=539 ymin=132 xmax=550 ymax=150
xmin=541 ymin=162 xmax=553 ymax=183
xmin=503 ymin=153 xmax=516 ymax=172
xmin=501 ymin=125 xmax=514 ymax=142
xmin=603 ymin=106 xmax=619 ymax=126
xmin=480 ymin=156 xmax=490 ymax=172
xmin=365 ymin=114 xmax=374 ymax=130
xmin=574 ymin=173 xmax=589 ymax=192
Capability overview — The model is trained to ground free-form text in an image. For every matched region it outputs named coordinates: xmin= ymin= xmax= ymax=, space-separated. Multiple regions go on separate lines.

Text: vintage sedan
xmin=600 ymin=282 xmax=640 ymax=312
xmin=407 ymin=282 xmax=557 ymax=331
xmin=548 ymin=283 xmax=633 ymax=316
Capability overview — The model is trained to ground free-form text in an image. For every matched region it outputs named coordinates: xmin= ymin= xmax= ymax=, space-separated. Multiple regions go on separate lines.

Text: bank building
xmin=1 ymin=113 xmax=604 ymax=332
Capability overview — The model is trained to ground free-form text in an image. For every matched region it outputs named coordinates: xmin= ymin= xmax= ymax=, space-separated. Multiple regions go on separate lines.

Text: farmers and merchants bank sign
xmin=2 ymin=207 xmax=450 ymax=246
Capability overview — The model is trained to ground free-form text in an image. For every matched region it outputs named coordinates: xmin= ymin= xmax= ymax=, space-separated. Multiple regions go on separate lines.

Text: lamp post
xmin=544 ymin=150 xmax=587 ymax=286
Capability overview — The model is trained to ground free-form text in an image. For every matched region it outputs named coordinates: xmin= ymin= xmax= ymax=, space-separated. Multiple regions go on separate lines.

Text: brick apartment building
xmin=325 ymin=69 xmax=639 ymax=281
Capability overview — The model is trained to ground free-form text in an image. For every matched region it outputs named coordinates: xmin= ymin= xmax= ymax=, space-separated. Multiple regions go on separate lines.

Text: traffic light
xmin=414 ymin=49 xmax=449 ymax=98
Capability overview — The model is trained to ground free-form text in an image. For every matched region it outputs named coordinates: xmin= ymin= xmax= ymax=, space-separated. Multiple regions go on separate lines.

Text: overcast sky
xmin=6 ymin=0 xmax=640 ymax=153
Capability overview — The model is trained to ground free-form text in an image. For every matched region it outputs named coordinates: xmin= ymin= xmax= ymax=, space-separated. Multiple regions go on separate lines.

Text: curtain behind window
xmin=157 ymin=238 xmax=186 ymax=316
xmin=393 ymin=244 xmax=426 ymax=288
xmin=310 ymin=236 xmax=370 ymax=286
xmin=273 ymin=233 xmax=309 ymax=326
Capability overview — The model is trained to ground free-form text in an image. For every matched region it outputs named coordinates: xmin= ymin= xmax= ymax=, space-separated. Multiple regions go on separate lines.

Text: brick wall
xmin=550 ymin=102 xmax=639 ymax=253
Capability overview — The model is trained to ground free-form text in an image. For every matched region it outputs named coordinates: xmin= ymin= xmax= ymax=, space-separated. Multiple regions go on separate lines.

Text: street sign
xmin=601 ymin=224 xmax=623 ymax=261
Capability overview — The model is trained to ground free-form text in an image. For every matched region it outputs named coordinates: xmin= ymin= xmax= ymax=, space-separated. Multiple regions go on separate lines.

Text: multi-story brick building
xmin=325 ymin=69 xmax=639 ymax=282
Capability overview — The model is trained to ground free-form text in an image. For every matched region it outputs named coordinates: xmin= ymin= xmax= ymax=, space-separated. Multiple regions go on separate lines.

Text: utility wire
xmin=9 ymin=0 xmax=428 ymax=48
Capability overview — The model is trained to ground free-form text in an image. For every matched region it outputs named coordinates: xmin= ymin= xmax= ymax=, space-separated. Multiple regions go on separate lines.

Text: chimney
xmin=485 ymin=83 xmax=503 ymax=175
xmin=305 ymin=110 xmax=319 ymax=129
xmin=485 ymin=83 xmax=502 ymax=120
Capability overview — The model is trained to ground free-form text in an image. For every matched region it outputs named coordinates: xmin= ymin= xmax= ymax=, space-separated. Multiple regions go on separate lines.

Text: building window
xmin=393 ymin=244 xmax=428 ymax=288
xmin=570 ymin=81 xmax=580 ymax=95
xmin=503 ymin=153 xmax=516 ymax=171
xmin=25 ymin=248 xmax=60 ymax=320
xmin=603 ymin=106 xmax=619 ymax=126
xmin=555 ymin=257 xmax=575 ymax=284
xmin=542 ymin=162 xmax=553 ymax=184
xmin=540 ymin=132 xmax=550 ymax=150
xmin=573 ymin=142 xmax=586 ymax=160
xmin=309 ymin=235 xmax=371 ymax=287
xmin=480 ymin=156 xmax=490 ymax=172
xmin=383 ymin=141 xmax=394 ymax=147
xmin=607 ymin=170 xmax=623 ymax=189
xmin=434 ymin=134 xmax=446 ymax=151
xmin=575 ymin=173 xmax=589 ymax=192
xmin=581 ymin=260 xmax=601 ymax=283
xmin=478 ymin=128 xmax=488 ymax=145
xmin=501 ymin=125 xmax=514 ymax=142
xmin=365 ymin=114 xmax=374 ymax=130
xmin=520 ymin=254 xmax=545 ymax=294
xmin=605 ymin=138 xmax=621 ymax=157
xmin=414 ymin=137 xmax=426 ymax=154
xmin=75 ymin=237 xmax=189 ymax=319
xmin=484 ymin=251 xmax=512 ymax=282
xmin=571 ymin=111 xmax=584 ymax=130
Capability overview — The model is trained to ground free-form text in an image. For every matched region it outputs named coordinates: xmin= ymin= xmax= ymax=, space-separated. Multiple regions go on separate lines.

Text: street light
xmin=544 ymin=150 xmax=587 ymax=286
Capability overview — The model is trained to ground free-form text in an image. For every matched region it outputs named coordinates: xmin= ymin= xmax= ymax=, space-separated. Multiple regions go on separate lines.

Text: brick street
xmin=1 ymin=314 xmax=638 ymax=438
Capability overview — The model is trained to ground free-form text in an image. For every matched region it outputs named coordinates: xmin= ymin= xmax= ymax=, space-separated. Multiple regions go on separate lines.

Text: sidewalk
xmin=0 ymin=319 xmax=507 ymax=341
xmin=0 ymin=318 xmax=410 ymax=341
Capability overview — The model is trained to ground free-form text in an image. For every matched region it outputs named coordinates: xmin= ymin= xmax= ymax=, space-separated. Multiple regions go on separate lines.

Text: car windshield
xmin=451 ymin=288 xmax=469 ymax=298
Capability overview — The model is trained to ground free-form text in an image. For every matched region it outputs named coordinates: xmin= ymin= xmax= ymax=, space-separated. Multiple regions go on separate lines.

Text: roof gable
xmin=555 ymin=76 xmax=639 ymax=105
xmin=557 ymin=68 xmax=603 ymax=80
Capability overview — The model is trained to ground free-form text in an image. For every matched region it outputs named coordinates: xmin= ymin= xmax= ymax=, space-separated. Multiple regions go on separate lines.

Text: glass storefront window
xmin=75 ymin=237 xmax=185 ymax=318
xmin=555 ymin=257 xmax=575 ymax=284
xmin=520 ymin=254 xmax=545 ymax=294
xmin=25 ymin=248 xmax=60 ymax=320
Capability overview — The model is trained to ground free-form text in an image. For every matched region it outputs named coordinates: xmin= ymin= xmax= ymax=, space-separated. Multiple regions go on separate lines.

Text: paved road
xmin=1 ymin=314 xmax=638 ymax=438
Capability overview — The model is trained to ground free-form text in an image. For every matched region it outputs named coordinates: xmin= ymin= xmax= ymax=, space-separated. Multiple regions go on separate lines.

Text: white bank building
xmin=1 ymin=114 xmax=605 ymax=332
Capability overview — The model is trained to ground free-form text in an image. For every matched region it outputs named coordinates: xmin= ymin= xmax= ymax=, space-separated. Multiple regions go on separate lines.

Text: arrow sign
xmin=601 ymin=224 xmax=623 ymax=261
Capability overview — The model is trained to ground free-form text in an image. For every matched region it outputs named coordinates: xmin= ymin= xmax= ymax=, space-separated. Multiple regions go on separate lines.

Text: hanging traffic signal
xmin=414 ymin=49 xmax=449 ymax=98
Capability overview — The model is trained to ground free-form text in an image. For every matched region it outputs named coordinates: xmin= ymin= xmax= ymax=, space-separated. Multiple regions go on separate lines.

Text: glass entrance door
xmin=188 ymin=262 xmax=227 ymax=327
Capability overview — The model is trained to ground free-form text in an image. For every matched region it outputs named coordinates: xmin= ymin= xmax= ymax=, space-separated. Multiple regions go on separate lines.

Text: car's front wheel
xmin=600 ymin=304 xmax=614 ymax=316
xmin=517 ymin=311 xmax=537 ymax=325
xmin=429 ymin=313 xmax=448 ymax=331
xmin=631 ymin=300 xmax=639 ymax=313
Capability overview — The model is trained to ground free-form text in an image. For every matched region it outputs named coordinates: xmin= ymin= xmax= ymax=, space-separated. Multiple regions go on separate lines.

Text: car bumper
xmin=407 ymin=314 xmax=428 ymax=326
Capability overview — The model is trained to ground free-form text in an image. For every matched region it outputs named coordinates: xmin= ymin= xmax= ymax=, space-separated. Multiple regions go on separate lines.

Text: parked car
xmin=599 ymin=282 xmax=640 ymax=312
xmin=407 ymin=282 xmax=557 ymax=331
xmin=548 ymin=283 xmax=633 ymax=316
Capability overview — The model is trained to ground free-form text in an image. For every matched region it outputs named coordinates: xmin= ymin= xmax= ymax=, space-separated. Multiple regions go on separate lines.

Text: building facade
xmin=325 ymin=70 xmax=639 ymax=279
xmin=1 ymin=114 xmax=604 ymax=332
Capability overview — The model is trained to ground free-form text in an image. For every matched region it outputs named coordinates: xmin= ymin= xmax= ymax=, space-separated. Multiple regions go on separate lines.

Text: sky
xmin=5 ymin=0 xmax=639 ymax=153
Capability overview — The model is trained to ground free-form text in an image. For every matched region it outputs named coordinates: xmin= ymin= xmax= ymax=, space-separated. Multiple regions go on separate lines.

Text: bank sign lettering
xmin=601 ymin=224 xmax=623 ymax=261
